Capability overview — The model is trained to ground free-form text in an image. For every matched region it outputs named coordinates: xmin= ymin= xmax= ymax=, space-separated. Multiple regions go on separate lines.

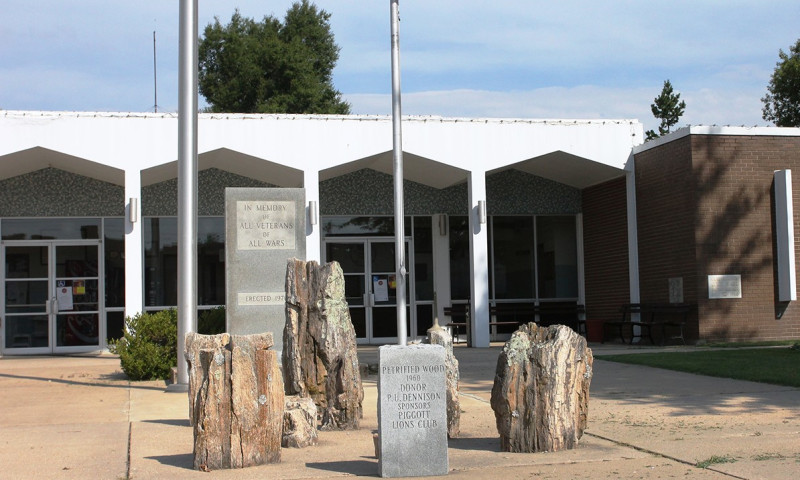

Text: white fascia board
xmin=0 ymin=111 xmax=177 ymax=171
xmin=2 ymin=111 xmax=643 ymax=178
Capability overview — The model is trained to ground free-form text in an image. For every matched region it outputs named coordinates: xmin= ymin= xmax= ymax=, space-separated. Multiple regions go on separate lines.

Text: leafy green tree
xmin=645 ymin=80 xmax=687 ymax=141
xmin=199 ymin=1 xmax=350 ymax=114
xmin=762 ymin=39 xmax=800 ymax=127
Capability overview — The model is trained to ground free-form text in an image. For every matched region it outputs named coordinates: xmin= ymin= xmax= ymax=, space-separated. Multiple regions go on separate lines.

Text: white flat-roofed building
xmin=0 ymin=109 xmax=648 ymax=353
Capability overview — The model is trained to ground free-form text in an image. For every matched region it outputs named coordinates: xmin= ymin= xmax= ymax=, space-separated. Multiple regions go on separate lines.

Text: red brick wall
xmin=582 ymin=177 xmax=630 ymax=341
xmin=690 ymin=135 xmax=800 ymax=342
xmin=634 ymin=136 xmax=700 ymax=339
xmin=634 ymin=134 xmax=800 ymax=343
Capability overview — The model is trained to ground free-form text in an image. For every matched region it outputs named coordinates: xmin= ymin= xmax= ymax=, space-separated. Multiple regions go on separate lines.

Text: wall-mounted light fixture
xmin=129 ymin=197 xmax=139 ymax=223
xmin=775 ymin=169 xmax=796 ymax=301
xmin=309 ymin=200 xmax=318 ymax=226
xmin=438 ymin=213 xmax=447 ymax=236
xmin=478 ymin=200 xmax=486 ymax=224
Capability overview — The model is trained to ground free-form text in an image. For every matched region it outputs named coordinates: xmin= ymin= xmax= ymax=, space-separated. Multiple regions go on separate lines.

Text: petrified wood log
xmin=283 ymin=395 xmax=319 ymax=448
xmin=428 ymin=326 xmax=461 ymax=438
xmin=185 ymin=332 xmax=284 ymax=470
xmin=283 ymin=258 xmax=363 ymax=430
xmin=490 ymin=323 xmax=593 ymax=453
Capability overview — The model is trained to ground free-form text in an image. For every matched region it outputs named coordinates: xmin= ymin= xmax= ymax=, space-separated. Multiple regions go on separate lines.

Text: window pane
xmin=326 ymin=243 xmax=365 ymax=272
xmin=449 ymin=216 xmax=470 ymax=300
xmin=5 ymin=246 xmax=48 ymax=279
xmin=144 ymin=218 xmax=177 ymax=307
xmin=2 ymin=218 xmax=100 ymax=240
xmin=5 ymin=280 xmax=48 ymax=313
xmin=371 ymin=242 xmax=395 ymax=273
xmin=56 ymin=313 xmax=98 ymax=347
xmin=56 ymin=245 xmax=98 ymax=278
xmin=322 ymin=216 xmax=394 ymax=237
xmin=106 ymin=311 xmax=125 ymax=341
xmin=321 ymin=216 xmax=411 ymax=237
xmin=491 ymin=216 xmax=535 ymax=299
xmin=144 ymin=217 xmax=224 ymax=307
xmin=413 ymin=217 xmax=433 ymax=301
xmin=536 ymin=216 xmax=578 ymax=298
xmin=372 ymin=306 xmax=410 ymax=338
xmin=350 ymin=307 xmax=366 ymax=338
xmin=198 ymin=217 xmax=224 ymax=305
xmin=343 ymin=275 xmax=365 ymax=305
xmin=104 ymin=218 xmax=125 ymax=308
xmin=5 ymin=315 xmax=48 ymax=348
xmin=416 ymin=303 xmax=433 ymax=336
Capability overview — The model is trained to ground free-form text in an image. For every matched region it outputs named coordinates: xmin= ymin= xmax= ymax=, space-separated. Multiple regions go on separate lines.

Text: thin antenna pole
xmin=153 ymin=30 xmax=158 ymax=113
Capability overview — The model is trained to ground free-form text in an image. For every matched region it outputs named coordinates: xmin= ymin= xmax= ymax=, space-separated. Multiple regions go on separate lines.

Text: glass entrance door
xmin=3 ymin=242 xmax=101 ymax=354
xmin=325 ymin=239 xmax=411 ymax=344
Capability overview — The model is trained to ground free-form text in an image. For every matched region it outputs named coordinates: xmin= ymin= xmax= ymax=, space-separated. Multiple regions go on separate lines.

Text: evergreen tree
xmin=199 ymin=1 xmax=350 ymax=114
xmin=645 ymin=80 xmax=686 ymax=141
xmin=762 ymin=39 xmax=800 ymax=127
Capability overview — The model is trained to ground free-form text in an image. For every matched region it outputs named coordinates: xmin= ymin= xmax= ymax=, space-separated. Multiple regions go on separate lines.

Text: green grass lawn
xmin=595 ymin=346 xmax=800 ymax=388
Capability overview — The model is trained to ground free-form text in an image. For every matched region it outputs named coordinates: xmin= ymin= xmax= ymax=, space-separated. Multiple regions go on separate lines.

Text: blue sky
xmin=2 ymin=1 xmax=798 ymax=133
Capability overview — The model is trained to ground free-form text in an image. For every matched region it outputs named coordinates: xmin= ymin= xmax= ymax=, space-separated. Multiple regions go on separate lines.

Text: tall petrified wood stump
xmin=283 ymin=258 xmax=363 ymax=430
xmin=185 ymin=332 xmax=284 ymax=470
xmin=490 ymin=323 xmax=593 ymax=453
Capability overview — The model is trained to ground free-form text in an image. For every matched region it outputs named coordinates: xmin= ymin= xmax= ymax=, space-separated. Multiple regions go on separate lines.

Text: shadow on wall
xmin=692 ymin=137 xmax=781 ymax=341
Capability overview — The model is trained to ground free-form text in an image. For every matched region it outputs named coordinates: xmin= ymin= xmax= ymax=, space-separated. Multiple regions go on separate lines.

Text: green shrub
xmin=108 ymin=309 xmax=178 ymax=381
xmin=198 ymin=306 xmax=226 ymax=335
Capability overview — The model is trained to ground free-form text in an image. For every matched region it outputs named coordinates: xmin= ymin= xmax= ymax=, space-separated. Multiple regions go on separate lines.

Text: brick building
xmin=583 ymin=126 xmax=800 ymax=343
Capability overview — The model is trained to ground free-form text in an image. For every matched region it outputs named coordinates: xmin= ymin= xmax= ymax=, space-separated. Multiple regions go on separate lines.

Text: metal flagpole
xmin=390 ymin=0 xmax=407 ymax=346
xmin=176 ymin=0 xmax=198 ymax=387
xmin=153 ymin=30 xmax=158 ymax=113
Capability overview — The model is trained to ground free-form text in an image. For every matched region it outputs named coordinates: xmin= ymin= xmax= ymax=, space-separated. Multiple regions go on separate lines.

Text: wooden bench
xmin=445 ymin=301 xmax=588 ymax=343
xmin=603 ymin=303 xmax=690 ymax=345
xmin=443 ymin=303 xmax=470 ymax=344
xmin=445 ymin=303 xmax=529 ymax=344
xmin=537 ymin=302 xmax=587 ymax=337
xmin=490 ymin=302 xmax=587 ymax=337
xmin=489 ymin=303 xmax=537 ymax=332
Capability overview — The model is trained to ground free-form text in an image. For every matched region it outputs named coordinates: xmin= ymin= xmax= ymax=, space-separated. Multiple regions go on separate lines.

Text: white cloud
xmin=1 ymin=0 xmax=797 ymax=129
xmin=346 ymin=83 xmax=773 ymax=133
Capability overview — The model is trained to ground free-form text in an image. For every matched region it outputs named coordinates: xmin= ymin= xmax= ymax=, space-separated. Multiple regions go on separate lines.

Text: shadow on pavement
xmin=142 ymin=418 xmax=191 ymax=427
xmin=145 ymin=453 xmax=194 ymax=469
xmin=305 ymin=459 xmax=378 ymax=476
xmin=0 ymin=372 xmax=166 ymax=391
xmin=447 ymin=436 xmax=500 ymax=452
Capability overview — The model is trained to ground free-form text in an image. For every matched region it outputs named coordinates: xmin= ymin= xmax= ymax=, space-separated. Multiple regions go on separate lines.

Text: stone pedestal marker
xmin=225 ymin=187 xmax=306 ymax=357
xmin=490 ymin=323 xmax=593 ymax=453
xmin=378 ymin=344 xmax=449 ymax=478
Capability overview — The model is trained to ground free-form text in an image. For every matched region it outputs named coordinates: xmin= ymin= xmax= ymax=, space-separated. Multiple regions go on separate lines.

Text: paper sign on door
xmin=373 ymin=276 xmax=389 ymax=302
xmin=57 ymin=284 xmax=74 ymax=311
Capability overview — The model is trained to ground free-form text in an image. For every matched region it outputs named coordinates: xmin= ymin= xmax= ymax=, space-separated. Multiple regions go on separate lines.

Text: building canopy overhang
xmin=320 ymin=151 xmax=469 ymax=189
xmin=0 ymin=147 xmax=124 ymax=185
xmin=489 ymin=151 xmax=626 ymax=189
xmin=140 ymin=148 xmax=304 ymax=187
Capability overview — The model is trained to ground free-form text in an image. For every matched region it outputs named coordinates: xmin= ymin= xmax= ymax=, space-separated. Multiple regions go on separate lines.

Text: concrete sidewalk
xmin=0 ymin=344 xmax=797 ymax=479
